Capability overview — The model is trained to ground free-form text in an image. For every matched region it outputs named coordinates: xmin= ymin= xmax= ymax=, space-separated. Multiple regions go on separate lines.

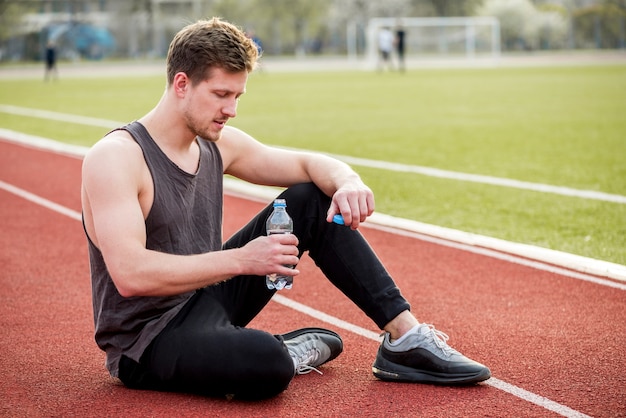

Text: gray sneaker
xmin=281 ymin=328 xmax=343 ymax=375
xmin=372 ymin=324 xmax=491 ymax=384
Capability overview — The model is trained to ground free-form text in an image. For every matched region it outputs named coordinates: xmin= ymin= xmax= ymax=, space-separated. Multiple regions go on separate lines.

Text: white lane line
xmin=0 ymin=180 xmax=598 ymax=417
xmin=326 ymin=153 xmax=626 ymax=205
xmin=0 ymin=180 xmax=82 ymax=221
xmin=485 ymin=379 xmax=592 ymax=418
xmin=2 ymin=104 xmax=625 ymax=204
xmin=272 ymin=294 xmax=383 ymax=342
xmin=0 ymin=104 xmax=120 ymax=129
xmin=368 ymin=223 xmax=626 ymax=291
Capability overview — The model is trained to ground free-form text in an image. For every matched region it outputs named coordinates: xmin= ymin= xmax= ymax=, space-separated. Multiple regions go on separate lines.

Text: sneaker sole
xmin=372 ymin=356 xmax=491 ymax=385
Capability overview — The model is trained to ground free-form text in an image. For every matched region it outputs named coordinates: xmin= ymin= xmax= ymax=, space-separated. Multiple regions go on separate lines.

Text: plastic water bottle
xmin=266 ymin=199 xmax=294 ymax=290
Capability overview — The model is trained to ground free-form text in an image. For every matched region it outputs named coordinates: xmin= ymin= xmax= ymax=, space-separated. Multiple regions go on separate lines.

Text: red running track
xmin=1 ymin=138 xmax=624 ymax=417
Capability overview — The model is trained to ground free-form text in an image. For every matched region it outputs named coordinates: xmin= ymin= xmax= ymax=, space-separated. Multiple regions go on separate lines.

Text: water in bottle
xmin=266 ymin=199 xmax=294 ymax=290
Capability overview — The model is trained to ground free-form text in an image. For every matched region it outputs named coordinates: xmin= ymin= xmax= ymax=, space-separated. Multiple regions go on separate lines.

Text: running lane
xmin=1 ymin=139 xmax=623 ymax=417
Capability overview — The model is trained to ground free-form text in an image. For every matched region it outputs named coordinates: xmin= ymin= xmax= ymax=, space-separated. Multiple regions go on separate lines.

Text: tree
xmin=0 ymin=1 xmax=34 ymax=44
xmin=237 ymin=0 xmax=331 ymax=55
xmin=424 ymin=0 xmax=484 ymax=17
xmin=572 ymin=1 xmax=626 ymax=48
xmin=477 ymin=0 xmax=567 ymax=50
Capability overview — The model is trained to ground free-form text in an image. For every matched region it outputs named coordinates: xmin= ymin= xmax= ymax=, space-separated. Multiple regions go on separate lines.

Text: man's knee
xmin=231 ymin=333 xmax=294 ymax=399
xmin=280 ymin=183 xmax=329 ymax=215
xmin=282 ymin=182 xmax=325 ymax=202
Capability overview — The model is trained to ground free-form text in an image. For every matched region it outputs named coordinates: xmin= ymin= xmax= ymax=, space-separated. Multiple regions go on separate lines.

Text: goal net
xmin=362 ymin=17 xmax=501 ymax=67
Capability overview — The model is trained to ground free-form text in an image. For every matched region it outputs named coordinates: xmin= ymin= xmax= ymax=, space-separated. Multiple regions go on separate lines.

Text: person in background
xmin=377 ymin=27 xmax=394 ymax=72
xmin=44 ymin=40 xmax=58 ymax=81
xmin=395 ymin=23 xmax=406 ymax=72
xmin=81 ymin=17 xmax=491 ymax=401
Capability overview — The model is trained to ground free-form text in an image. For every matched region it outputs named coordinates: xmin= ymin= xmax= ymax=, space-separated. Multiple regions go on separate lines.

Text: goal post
xmin=363 ymin=16 xmax=501 ymax=67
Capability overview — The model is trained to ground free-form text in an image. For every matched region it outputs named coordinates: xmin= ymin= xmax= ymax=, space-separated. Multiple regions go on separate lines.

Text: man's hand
xmin=239 ymin=234 xmax=301 ymax=277
xmin=326 ymin=181 xmax=375 ymax=229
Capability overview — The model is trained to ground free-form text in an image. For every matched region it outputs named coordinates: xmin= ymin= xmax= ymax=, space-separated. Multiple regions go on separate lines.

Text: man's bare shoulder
xmin=82 ymin=130 xmax=148 ymax=189
xmin=88 ymin=129 xmax=139 ymax=154
xmin=84 ymin=130 xmax=142 ymax=166
xmin=216 ymin=125 xmax=269 ymax=167
xmin=217 ymin=125 xmax=249 ymax=146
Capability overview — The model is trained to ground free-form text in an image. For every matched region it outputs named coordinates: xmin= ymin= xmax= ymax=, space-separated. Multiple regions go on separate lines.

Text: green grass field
xmin=1 ymin=63 xmax=625 ymax=265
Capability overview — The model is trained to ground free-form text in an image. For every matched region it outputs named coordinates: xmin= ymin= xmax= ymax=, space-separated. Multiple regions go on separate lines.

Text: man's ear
xmin=173 ymin=72 xmax=189 ymax=97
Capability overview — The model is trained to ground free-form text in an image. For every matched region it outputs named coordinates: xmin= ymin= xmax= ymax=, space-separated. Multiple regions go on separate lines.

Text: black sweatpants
xmin=118 ymin=183 xmax=410 ymax=399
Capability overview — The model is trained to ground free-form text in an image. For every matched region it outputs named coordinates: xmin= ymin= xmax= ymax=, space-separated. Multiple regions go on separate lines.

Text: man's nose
xmin=223 ymin=99 xmax=237 ymax=118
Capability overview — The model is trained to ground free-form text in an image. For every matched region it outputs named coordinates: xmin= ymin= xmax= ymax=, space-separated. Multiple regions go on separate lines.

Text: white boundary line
xmin=0 ymin=104 xmax=120 ymax=129
xmin=327 ymin=153 xmax=626 ymax=204
xmin=0 ymin=180 xmax=82 ymax=221
xmin=2 ymin=103 xmax=626 ymax=205
xmin=1 ymin=127 xmax=625 ymax=283
xmin=0 ymin=153 xmax=595 ymax=418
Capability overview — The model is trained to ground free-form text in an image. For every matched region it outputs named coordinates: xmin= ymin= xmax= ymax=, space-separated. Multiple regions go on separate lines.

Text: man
xmin=395 ymin=24 xmax=406 ymax=72
xmin=377 ymin=27 xmax=394 ymax=71
xmin=44 ymin=40 xmax=58 ymax=81
xmin=81 ymin=18 xmax=490 ymax=400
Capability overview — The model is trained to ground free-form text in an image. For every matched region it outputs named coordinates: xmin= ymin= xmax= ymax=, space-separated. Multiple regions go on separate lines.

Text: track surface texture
xmin=1 ymin=139 xmax=624 ymax=417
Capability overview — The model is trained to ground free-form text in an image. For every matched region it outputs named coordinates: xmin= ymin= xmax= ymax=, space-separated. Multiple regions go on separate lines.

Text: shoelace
xmin=296 ymin=364 xmax=323 ymax=375
xmin=422 ymin=324 xmax=458 ymax=357
xmin=292 ymin=348 xmax=324 ymax=375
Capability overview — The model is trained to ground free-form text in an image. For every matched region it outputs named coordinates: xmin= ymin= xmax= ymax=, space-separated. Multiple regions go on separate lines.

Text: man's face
xmin=182 ymin=67 xmax=247 ymax=142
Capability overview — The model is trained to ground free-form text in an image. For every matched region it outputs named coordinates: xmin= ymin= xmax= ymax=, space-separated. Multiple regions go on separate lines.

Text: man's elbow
xmin=108 ymin=265 xmax=146 ymax=298
xmin=112 ymin=276 xmax=143 ymax=298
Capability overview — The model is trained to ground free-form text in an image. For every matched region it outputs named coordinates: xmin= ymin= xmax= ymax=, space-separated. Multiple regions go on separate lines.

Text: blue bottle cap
xmin=273 ymin=199 xmax=287 ymax=207
xmin=332 ymin=214 xmax=345 ymax=225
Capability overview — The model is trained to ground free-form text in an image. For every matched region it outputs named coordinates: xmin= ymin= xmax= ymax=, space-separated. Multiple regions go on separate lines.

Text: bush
xmin=573 ymin=4 xmax=626 ymax=49
xmin=477 ymin=0 xmax=567 ymax=50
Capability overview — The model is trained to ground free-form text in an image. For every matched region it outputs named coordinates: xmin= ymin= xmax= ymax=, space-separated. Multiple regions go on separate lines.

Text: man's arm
xmin=81 ymin=133 xmax=300 ymax=297
xmin=218 ymin=126 xmax=375 ymax=229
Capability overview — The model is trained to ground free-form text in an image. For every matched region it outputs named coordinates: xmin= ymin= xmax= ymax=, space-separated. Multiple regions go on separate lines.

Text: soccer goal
xmin=361 ymin=16 xmax=501 ymax=67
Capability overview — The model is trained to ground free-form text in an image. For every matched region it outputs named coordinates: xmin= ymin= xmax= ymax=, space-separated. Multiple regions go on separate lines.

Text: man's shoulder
xmin=215 ymin=125 xmax=269 ymax=165
xmin=89 ymin=129 xmax=139 ymax=154
xmin=84 ymin=129 xmax=144 ymax=170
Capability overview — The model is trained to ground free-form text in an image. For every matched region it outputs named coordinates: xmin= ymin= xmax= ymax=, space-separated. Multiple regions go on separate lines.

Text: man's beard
xmin=198 ymin=128 xmax=221 ymax=142
xmin=186 ymin=111 xmax=223 ymax=142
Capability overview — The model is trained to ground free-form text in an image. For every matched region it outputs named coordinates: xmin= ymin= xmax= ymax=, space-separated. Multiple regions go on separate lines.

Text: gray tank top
xmin=86 ymin=121 xmax=223 ymax=377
